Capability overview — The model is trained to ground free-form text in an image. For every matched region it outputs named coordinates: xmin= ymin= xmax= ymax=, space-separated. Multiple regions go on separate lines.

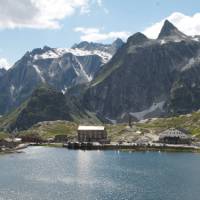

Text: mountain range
xmin=0 ymin=39 xmax=123 ymax=114
xmin=1 ymin=20 xmax=200 ymax=131
xmin=82 ymin=20 xmax=200 ymax=122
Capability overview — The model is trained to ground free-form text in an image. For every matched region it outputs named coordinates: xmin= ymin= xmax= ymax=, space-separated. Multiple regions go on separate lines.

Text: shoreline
xmin=33 ymin=142 xmax=200 ymax=153
xmin=67 ymin=144 xmax=200 ymax=153
xmin=1 ymin=143 xmax=200 ymax=154
xmin=0 ymin=143 xmax=29 ymax=155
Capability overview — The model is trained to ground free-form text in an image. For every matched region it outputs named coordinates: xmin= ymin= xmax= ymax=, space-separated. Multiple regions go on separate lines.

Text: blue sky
xmin=1 ymin=0 xmax=200 ymax=68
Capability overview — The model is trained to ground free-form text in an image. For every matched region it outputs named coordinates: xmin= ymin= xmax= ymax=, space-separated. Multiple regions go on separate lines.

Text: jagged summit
xmin=72 ymin=39 xmax=124 ymax=55
xmin=111 ymin=38 xmax=124 ymax=48
xmin=72 ymin=39 xmax=123 ymax=50
xmin=72 ymin=41 xmax=90 ymax=49
xmin=127 ymin=32 xmax=149 ymax=45
xmin=0 ymin=38 xmax=124 ymax=115
xmin=158 ymin=20 xmax=187 ymax=39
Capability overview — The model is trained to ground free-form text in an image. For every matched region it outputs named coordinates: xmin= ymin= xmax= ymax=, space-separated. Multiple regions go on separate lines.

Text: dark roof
xmin=159 ymin=128 xmax=190 ymax=140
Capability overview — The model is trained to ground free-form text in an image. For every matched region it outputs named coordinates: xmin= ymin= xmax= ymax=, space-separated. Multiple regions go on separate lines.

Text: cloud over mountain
xmin=0 ymin=58 xmax=10 ymax=70
xmin=74 ymin=27 xmax=130 ymax=42
xmin=144 ymin=12 xmax=200 ymax=39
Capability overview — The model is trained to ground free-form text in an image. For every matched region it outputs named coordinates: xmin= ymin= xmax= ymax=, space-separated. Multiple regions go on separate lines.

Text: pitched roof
xmin=78 ymin=126 xmax=105 ymax=131
xmin=159 ymin=128 xmax=190 ymax=139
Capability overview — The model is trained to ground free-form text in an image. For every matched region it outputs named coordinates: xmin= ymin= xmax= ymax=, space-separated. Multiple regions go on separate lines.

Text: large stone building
xmin=78 ymin=126 xmax=108 ymax=143
xmin=159 ymin=128 xmax=191 ymax=145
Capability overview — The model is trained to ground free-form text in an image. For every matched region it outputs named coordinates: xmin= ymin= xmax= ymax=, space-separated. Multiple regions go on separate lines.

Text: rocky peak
xmin=111 ymin=38 xmax=124 ymax=49
xmin=127 ymin=32 xmax=149 ymax=45
xmin=43 ymin=45 xmax=52 ymax=51
xmin=72 ymin=41 xmax=90 ymax=50
xmin=71 ymin=39 xmax=123 ymax=55
xmin=158 ymin=20 xmax=187 ymax=39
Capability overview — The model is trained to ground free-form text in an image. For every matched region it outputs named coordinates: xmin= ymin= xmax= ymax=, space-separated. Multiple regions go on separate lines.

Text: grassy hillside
xmin=18 ymin=121 xmax=130 ymax=142
xmin=0 ymin=101 xmax=28 ymax=132
xmin=0 ymin=86 xmax=102 ymax=132
xmin=137 ymin=110 xmax=200 ymax=138
xmin=0 ymin=132 xmax=9 ymax=139
xmin=1 ymin=109 xmax=200 ymax=142
xmin=18 ymin=121 xmax=78 ymax=140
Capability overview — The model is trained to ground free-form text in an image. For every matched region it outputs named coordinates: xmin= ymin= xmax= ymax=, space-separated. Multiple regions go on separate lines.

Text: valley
xmin=1 ymin=20 xmax=200 ymax=148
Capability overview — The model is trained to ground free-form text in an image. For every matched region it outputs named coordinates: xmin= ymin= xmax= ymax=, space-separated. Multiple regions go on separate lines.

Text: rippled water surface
xmin=0 ymin=147 xmax=200 ymax=200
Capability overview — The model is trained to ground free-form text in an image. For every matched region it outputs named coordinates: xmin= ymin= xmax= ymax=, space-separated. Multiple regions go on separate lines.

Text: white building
xmin=77 ymin=126 xmax=108 ymax=143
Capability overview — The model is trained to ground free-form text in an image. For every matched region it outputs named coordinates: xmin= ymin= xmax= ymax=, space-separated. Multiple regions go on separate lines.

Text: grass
xmin=0 ymin=109 xmax=200 ymax=144
xmin=19 ymin=121 xmax=78 ymax=140
xmin=18 ymin=121 xmax=139 ymax=142
xmin=0 ymin=101 xmax=28 ymax=131
xmin=91 ymin=60 xmax=123 ymax=87
xmin=136 ymin=111 xmax=200 ymax=137
xmin=0 ymin=132 xmax=9 ymax=139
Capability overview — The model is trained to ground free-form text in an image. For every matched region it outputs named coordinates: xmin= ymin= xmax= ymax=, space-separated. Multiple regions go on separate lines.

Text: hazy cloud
xmin=74 ymin=27 xmax=130 ymax=42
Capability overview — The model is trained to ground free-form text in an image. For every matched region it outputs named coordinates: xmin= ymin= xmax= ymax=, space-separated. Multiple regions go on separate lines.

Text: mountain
xmin=0 ymin=86 xmax=101 ymax=131
xmin=72 ymin=38 xmax=124 ymax=55
xmin=81 ymin=20 xmax=200 ymax=122
xmin=0 ymin=40 xmax=123 ymax=115
xmin=158 ymin=20 xmax=187 ymax=40
xmin=0 ymin=68 xmax=6 ymax=78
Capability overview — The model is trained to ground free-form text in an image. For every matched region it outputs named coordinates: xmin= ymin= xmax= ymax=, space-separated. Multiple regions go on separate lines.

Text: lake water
xmin=0 ymin=147 xmax=200 ymax=200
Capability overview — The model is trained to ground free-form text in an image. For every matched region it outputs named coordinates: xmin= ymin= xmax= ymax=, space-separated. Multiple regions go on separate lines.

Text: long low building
xmin=77 ymin=126 xmax=109 ymax=144
xmin=159 ymin=128 xmax=191 ymax=145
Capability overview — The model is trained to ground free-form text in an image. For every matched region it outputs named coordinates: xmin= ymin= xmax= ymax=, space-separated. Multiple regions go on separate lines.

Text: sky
xmin=1 ymin=0 xmax=200 ymax=69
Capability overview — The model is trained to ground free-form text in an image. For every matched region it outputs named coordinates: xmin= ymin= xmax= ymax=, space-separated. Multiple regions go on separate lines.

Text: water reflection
xmin=0 ymin=147 xmax=200 ymax=200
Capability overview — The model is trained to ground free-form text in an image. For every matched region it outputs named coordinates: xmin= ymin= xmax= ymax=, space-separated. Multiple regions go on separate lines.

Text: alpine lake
xmin=0 ymin=146 xmax=200 ymax=200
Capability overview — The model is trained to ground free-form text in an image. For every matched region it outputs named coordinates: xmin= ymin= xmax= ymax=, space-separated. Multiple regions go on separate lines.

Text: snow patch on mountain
xmin=34 ymin=48 xmax=112 ymax=64
xmin=33 ymin=65 xmax=45 ymax=83
xmin=159 ymin=38 xmax=185 ymax=45
xmin=10 ymin=85 xmax=15 ymax=96
xmin=61 ymin=86 xmax=68 ymax=94
xmin=76 ymin=59 xmax=92 ymax=81
xmin=130 ymin=101 xmax=165 ymax=120
xmin=181 ymin=53 xmax=200 ymax=71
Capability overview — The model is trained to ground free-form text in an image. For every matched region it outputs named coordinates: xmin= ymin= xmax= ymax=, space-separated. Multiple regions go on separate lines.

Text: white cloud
xmin=74 ymin=27 xmax=99 ymax=34
xmin=0 ymin=58 xmax=11 ymax=70
xmin=74 ymin=27 xmax=130 ymax=42
xmin=0 ymin=0 xmax=97 ymax=29
xmin=144 ymin=12 xmax=200 ymax=39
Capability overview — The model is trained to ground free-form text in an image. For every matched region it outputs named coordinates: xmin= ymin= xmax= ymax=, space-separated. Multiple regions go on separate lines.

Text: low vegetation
xmin=0 ymin=132 xmax=9 ymax=139
xmin=18 ymin=121 xmax=78 ymax=140
xmin=137 ymin=110 xmax=200 ymax=138
xmin=1 ymin=110 xmax=200 ymax=143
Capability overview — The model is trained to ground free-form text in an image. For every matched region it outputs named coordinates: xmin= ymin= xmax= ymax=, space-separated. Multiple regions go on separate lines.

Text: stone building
xmin=78 ymin=126 xmax=108 ymax=144
xmin=159 ymin=128 xmax=191 ymax=145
